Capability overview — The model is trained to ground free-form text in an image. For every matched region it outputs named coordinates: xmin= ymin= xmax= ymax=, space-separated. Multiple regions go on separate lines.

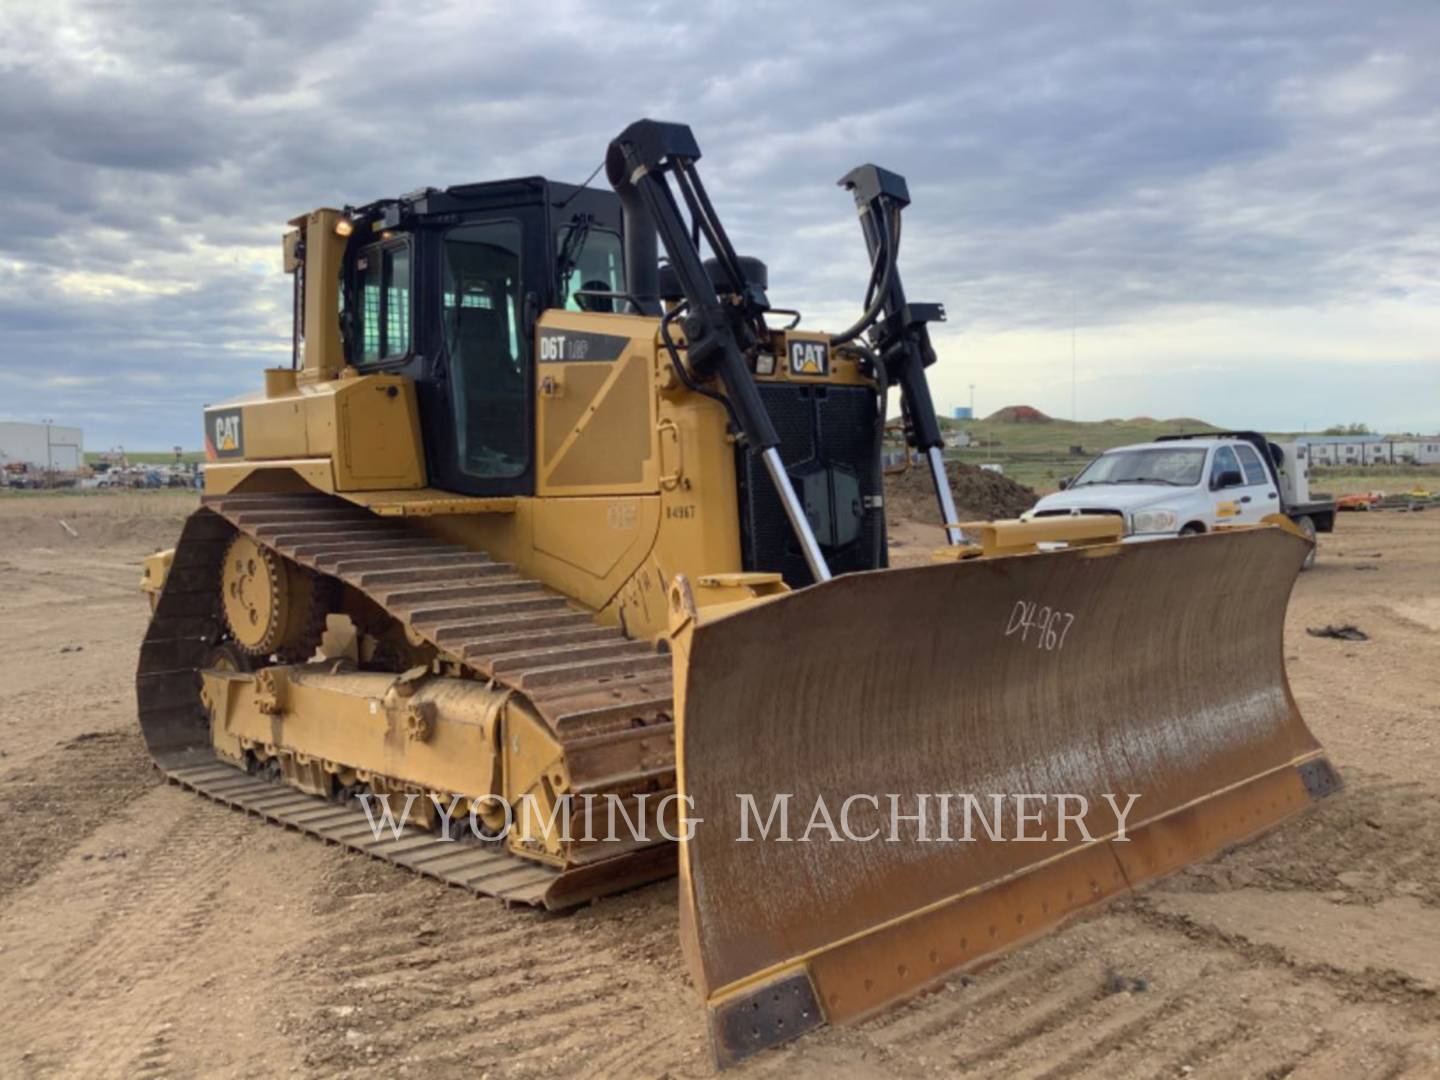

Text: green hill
xmin=940 ymin=413 xmax=1220 ymax=491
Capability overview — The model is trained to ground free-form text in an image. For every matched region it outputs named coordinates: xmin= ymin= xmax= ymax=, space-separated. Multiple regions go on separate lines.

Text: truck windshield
xmin=1073 ymin=447 xmax=1207 ymax=487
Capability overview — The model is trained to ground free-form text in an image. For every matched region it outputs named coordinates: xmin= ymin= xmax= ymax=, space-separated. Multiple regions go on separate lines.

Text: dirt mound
xmin=0 ymin=514 xmax=187 ymax=551
xmin=985 ymin=404 xmax=1051 ymax=423
xmin=0 ymin=493 xmax=195 ymax=552
xmin=886 ymin=460 xmax=1037 ymax=523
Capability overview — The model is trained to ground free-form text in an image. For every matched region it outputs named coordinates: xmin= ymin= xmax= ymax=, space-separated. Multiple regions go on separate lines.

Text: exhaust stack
xmin=606 ymin=138 xmax=661 ymax=316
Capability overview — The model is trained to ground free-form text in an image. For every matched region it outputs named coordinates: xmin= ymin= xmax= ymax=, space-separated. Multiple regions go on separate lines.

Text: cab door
xmin=1208 ymin=445 xmax=1248 ymax=524
xmin=1232 ymin=443 xmax=1279 ymax=524
xmin=424 ymin=213 xmax=546 ymax=496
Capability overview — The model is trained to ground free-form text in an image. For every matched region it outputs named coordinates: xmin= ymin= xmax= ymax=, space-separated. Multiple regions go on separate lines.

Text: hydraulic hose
xmin=659 ymin=302 xmax=743 ymax=436
xmin=830 ymin=204 xmax=902 ymax=347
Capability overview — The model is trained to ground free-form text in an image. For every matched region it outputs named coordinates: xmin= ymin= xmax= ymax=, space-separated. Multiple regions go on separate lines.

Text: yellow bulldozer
xmin=138 ymin=120 xmax=1339 ymax=1066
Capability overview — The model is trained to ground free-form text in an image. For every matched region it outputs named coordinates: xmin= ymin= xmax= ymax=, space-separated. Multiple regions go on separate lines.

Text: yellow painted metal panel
xmin=333 ymin=375 xmax=426 ymax=489
xmin=202 ymin=459 xmax=335 ymax=495
xmin=529 ymin=496 xmax=662 ymax=613
xmin=535 ymin=310 xmax=660 ymax=497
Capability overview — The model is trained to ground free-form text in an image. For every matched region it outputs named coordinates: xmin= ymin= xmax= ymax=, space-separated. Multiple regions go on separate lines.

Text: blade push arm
xmin=606 ymin=120 xmax=834 ymax=582
xmin=838 ymin=166 xmax=961 ymax=544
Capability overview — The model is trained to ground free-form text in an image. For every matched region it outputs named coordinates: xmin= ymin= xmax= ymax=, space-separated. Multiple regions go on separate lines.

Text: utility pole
xmin=1071 ymin=289 xmax=1077 ymax=422
xmin=969 ymin=383 xmax=975 ymax=417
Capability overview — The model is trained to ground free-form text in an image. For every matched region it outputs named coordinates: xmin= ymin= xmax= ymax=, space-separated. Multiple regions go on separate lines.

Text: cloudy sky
xmin=1 ymin=0 xmax=1436 ymax=451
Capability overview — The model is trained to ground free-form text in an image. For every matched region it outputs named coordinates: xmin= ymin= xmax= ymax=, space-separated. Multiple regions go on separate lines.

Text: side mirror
xmin=1215 ymin=469 xmax=1243 ymax=490
xmin=1058 ymin=475 xmax=1073 ymax=490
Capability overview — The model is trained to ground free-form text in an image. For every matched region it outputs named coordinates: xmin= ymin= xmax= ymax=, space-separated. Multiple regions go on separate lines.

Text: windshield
xmin=556 ymin=221 xmax=624 ymax=313
xmin=1072 ymin=447 xmax=1207 ymax=487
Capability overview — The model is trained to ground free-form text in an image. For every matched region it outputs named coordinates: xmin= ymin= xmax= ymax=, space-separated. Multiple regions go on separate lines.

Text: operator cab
xmin=334 ymin=179 xmax=627 ymax=497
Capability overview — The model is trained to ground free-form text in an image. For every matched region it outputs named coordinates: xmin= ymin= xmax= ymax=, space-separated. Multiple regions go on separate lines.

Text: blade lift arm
xmin=606 ymin=120 xmax=833 ymax=582
xmin=838 ymin=166 xmax=960 ymax=544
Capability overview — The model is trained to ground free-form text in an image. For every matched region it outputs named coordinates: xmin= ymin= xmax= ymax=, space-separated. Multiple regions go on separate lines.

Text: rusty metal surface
xmin=795 ymin=759 xmax=1333 ymax=1033
xmin=135 ymin=495 xmax=675 ymax=908
xmin=676 ymin=527 xmax=1327 ymax=1027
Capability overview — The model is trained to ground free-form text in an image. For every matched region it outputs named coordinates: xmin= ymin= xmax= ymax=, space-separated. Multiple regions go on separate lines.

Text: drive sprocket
xmin=219 ymin=532 xmax=326 ymax=659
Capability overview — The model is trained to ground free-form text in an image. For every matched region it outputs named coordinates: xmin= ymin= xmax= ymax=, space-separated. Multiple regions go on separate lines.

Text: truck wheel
xmin=1179 ymin=523 xmax=1204 ymax=536
xmin=1294 ymin=515 xmax=1317 ymax=570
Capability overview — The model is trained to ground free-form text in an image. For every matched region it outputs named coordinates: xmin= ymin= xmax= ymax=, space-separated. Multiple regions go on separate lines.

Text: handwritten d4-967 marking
xmin=1005 ymin=600 xmax=1076 ymax=652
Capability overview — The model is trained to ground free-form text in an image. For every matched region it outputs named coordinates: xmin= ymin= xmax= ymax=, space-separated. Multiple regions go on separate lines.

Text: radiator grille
xmin=736 ymin=383 xmax=886 ymax=587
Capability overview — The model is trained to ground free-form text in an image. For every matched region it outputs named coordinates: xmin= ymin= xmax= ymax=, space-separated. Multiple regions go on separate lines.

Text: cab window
xmin=555 ymin=222 xmax=624 ymax=313
xmin=359 ymin=243 xmax=412 ymax=363
xmin=1210 ymin=446 xmax=1243 ymax=489
xmin=1234 ymin=444 xmax=1269 ymax=486
xmin=442 ymin=221 xmax=528 ymax=480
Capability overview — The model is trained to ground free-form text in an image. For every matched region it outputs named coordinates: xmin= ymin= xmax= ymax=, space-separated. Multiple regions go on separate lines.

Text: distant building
xmin=952 ymin=406 xmax=973 ymax=420
xmin=1298 ymin=434 xmax=1384 ymax=467
xmin=1299 ymin=434 xmax=1440 ymax=466
xmin=1389 ymin=438 xmax=1440 ymax=465
xmin=946 ymin=431 xmax=973 ymax=448
xmin=0 ymin=421 xmax=85 ymax=471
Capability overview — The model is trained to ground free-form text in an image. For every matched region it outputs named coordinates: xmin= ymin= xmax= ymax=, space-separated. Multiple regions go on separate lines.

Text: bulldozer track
xmin=136 ymin=491 xmax=676 ymax=909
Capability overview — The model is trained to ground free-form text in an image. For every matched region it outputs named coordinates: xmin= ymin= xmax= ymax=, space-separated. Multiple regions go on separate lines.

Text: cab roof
xmin=346 ymin=178 xmax=620 ymax=224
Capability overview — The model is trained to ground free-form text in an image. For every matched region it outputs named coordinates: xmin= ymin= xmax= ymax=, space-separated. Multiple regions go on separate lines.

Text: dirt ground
xmin=2 ymin=494 xmax=1437 ymax=1078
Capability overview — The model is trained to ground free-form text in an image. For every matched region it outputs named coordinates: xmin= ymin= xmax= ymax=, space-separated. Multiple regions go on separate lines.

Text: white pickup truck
xmin=1024 ymin=432 xmax=1336 ymax=568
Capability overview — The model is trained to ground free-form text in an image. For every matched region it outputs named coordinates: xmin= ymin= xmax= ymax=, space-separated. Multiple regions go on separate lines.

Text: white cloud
xmin=0 ymin=0 xmax=1437 ymax=446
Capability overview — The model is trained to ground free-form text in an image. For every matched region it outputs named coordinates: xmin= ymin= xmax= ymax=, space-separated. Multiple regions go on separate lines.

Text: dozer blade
xmin=670 ymin=526 xmax=1340 ymax=1067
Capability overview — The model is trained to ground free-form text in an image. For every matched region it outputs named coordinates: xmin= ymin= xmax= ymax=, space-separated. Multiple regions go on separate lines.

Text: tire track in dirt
xmin=1123 ymin=896 xmax=1439 ymax=1013
xmin=283 ymin=862 xmax=704 ymax=1077
xmin=1 ymin=784 xmax=328 ymax=1079
xmin=128 ymin=1021 xmax=180 ymax=1080
xmin=14 ymin=801 xmax=243 ymax=1030
xmin=1027 ymin=996 xmax=1199 ymax=1080
xmin=1168 ymin=772 xmax=1440 ymax=907
xmin=862 ymin=954 xmax=1069 ymax=1039
xmin=0 ymin=728 xmax=158 ymax=903
xmin=871 ymin=923 xmax=1210 ymax=1077
xmin=1127 ymin=780 xmax=1440 ymax=1016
